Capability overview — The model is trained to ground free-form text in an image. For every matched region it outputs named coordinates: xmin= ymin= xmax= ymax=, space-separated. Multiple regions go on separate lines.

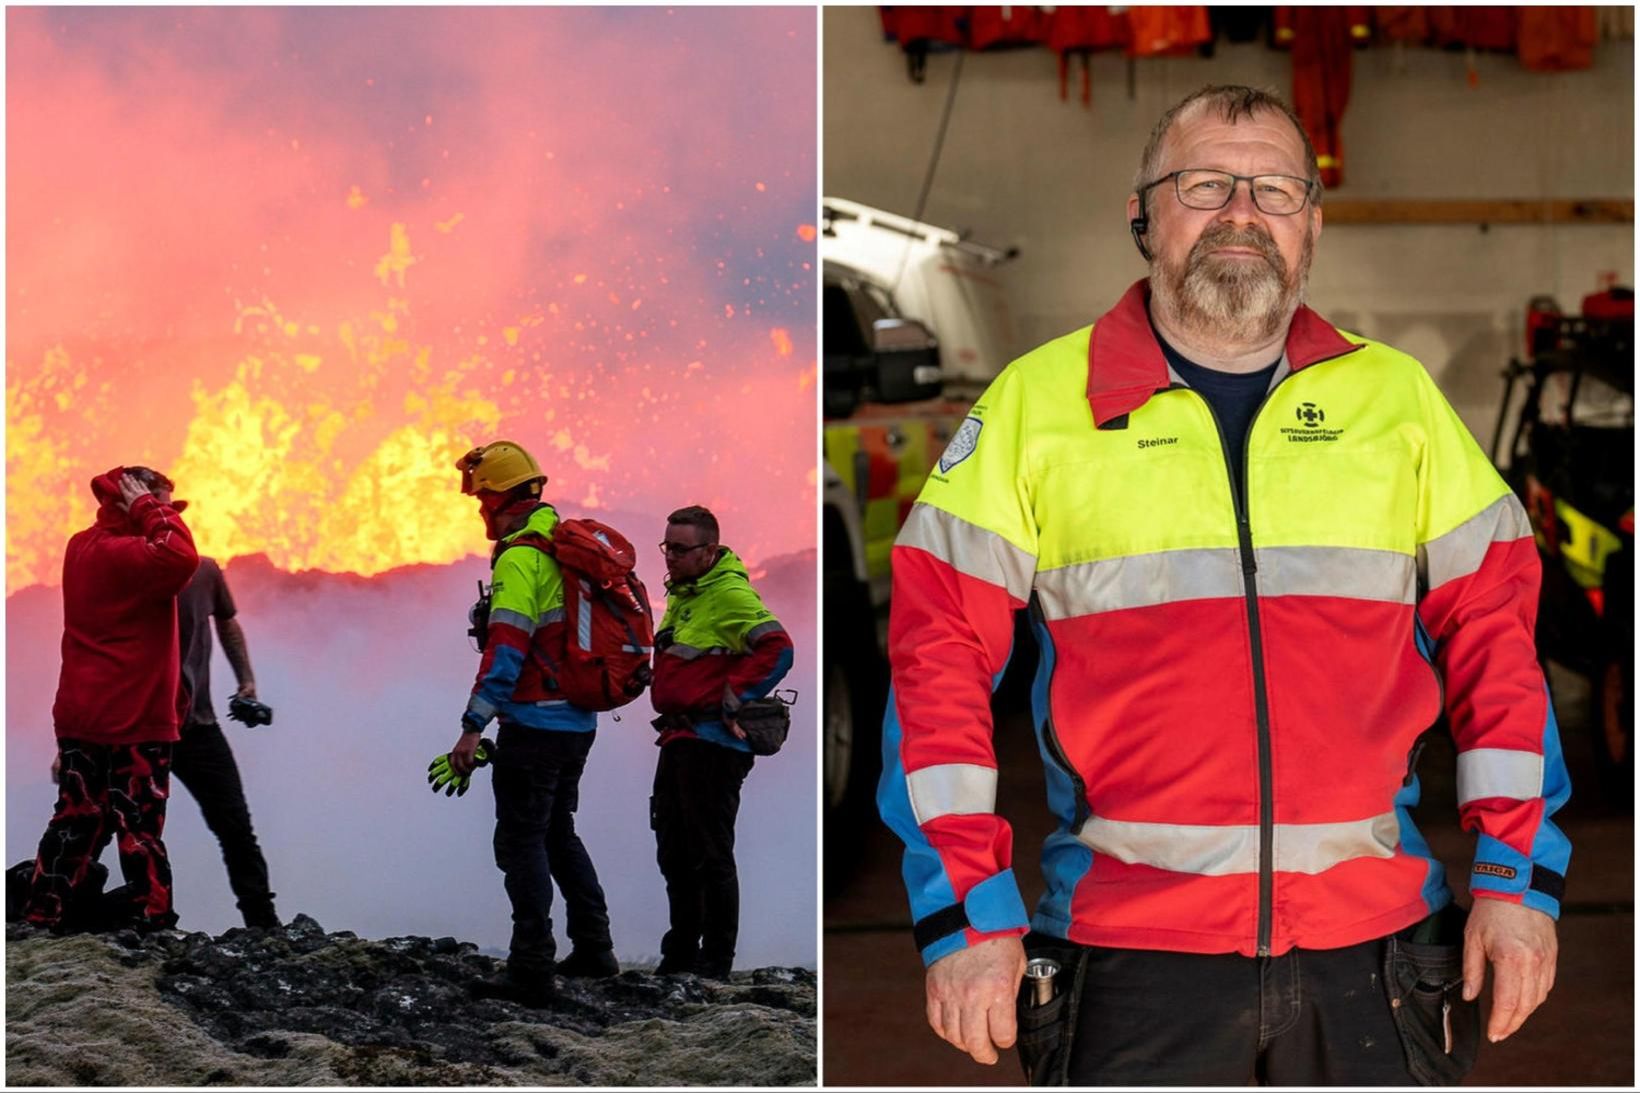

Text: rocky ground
xmin=6 ymin=915 xmax=815 ymax=1086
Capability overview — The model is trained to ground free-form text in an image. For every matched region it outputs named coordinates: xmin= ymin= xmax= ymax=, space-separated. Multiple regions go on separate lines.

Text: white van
xmin=821 ymin=197 xmax=1017 ymax=873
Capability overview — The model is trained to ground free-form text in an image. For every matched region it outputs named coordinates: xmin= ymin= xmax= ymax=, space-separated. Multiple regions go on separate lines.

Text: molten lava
xmin=8 ymin=219 xmax=815 ymax=591
xmin=6 ymin=6 xmax=817 ymax=594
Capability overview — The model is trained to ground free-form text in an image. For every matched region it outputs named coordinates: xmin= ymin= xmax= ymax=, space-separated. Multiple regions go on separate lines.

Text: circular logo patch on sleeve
xmin=938 ymin=416 xmax=983 ymax=473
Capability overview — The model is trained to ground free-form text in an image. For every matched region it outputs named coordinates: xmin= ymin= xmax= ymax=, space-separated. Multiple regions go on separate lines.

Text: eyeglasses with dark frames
xmin=1137 ymin=169 xmax=1318 ymax=216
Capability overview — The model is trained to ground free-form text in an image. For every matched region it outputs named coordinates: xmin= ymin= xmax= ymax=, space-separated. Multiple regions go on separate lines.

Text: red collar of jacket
xmin=1086 ymin=279 xmax=1363 ymax=427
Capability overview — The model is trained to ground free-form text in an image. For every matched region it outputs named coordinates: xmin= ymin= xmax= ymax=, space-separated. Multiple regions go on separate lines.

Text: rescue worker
xmin=649 ymin=506 xmax=793 ymax=979
xmin=25 ymin=467 xmax=199 ymax=931
xmin=173 ymin=548 xmax=280 ymax=929
xmin=880 ymin=85 xmax=1568 ymax=1084
xmin=449 ymin=440 xmax=617 ymax=1007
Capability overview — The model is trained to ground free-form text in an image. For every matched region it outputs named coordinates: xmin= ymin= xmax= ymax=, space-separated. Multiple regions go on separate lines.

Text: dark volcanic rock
xmin=6 ymin=916 xmax=815 ymax=1086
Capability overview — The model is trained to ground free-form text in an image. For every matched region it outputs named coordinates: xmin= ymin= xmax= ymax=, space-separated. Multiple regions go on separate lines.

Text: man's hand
xmin=117 ymin=472 xmax=151 ymax=512
xmin=1463 ymin=897 xmax=1558 ymax=1042
xmin=726 ymin=716 xmax=747 ymax=741
xmin=234 ymin=681 xmax=258 ymax=700
xmin=449 ymin=731 xmax=482 ymax=776
xmin=925 ymin=935 xmax=1027 ymax=1065
xmin=50 ymin=752 xmax=60 ymax=784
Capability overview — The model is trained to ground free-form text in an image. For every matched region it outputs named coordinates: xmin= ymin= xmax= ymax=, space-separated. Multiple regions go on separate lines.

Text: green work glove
xmin=427 ymin=738 xmax=496 ymax=797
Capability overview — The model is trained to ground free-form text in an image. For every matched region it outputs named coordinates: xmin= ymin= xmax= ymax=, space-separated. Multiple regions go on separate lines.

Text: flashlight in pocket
xmin=1025 ymin=957 xmax=1061 ymax=1007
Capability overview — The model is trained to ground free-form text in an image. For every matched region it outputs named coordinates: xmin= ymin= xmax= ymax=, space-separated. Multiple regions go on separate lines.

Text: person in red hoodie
xmin=24 ymin=466 xmax=199 ymax=930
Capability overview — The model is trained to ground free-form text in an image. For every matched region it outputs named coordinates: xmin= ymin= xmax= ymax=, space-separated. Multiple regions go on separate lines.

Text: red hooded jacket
xmin=52 ymin=468 xmax=200 ymax=745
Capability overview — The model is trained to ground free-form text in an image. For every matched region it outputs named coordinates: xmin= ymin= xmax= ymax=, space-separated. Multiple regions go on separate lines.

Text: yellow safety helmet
xmin=456 ymin=441 xmax=546 ymax=496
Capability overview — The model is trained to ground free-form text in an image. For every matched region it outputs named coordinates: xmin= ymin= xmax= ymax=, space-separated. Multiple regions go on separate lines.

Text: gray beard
xmin=1154 ymin=226 xmax=1313 ymax=346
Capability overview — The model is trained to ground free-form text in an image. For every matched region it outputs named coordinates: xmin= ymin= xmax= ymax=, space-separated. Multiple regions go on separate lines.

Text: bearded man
xmin=877 ymin=84 xmax=1567 ymax=1085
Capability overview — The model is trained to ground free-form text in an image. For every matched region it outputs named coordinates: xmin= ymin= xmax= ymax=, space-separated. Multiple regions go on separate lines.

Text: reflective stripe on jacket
xmin=652 ymin=548 xmax=794 ymax=752
xmin=880 ymin=279 xmax=1571 ymax=966
xmin=464 ymin=504 xmax=595 ymax=733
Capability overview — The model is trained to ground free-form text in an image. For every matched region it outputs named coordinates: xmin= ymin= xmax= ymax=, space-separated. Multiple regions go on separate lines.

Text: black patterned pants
xmin=25 ymin=739 xmax=175 ymax=929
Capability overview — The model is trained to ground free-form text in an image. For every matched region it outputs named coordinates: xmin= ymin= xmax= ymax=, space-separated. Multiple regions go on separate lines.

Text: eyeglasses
xmin=1139 ymin=169 xmax=1317 ymax=216
xmin=659 ymin=541 xmax=711 ymax=558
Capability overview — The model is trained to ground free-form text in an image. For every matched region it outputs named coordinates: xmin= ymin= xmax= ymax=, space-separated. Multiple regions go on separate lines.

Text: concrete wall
xmin=823 ymin=6 xmax=1635 ymax=442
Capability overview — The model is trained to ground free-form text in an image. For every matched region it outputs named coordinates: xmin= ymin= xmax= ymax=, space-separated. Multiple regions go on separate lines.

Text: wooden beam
xmin=1321 ymin=199 xmax=1633 ymax=225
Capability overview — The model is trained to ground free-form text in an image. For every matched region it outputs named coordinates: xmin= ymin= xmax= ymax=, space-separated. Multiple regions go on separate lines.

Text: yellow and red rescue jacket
xmin=464 ymin=504 xmax=595 ymax=733
xmin=880 ymin=281 xmax=1571 ymax=965
xmin=652 ymin=548 xmax=794 ymax=753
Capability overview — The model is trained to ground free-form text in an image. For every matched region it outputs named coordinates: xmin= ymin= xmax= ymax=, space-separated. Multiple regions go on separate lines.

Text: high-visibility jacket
xmin=652 ymin=548 xmax=794 ymax=752
xmin=463 ymin=504 xmax=595 ymax=733
xmin=880 ymin=280 xmax=1571 ymax=965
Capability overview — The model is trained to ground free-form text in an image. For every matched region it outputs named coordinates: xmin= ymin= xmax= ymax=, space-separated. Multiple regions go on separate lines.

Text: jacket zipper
xmin=1029 ymin=593 xmax=1091 ymax=829
xmin=1175 ymin=377 xmax=1285 ymax=957
xmin=1412 ymin=567 xmax=1446 ymax=716
xmin=1163 ymin=344 xmax=1361 ymax=954
xmin=1413 ymin=613 xmax=1446 ymax=714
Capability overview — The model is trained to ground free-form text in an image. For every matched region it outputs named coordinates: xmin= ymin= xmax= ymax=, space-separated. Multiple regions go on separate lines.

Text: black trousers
xmin=651 ymin=738 xmax=754 ymax=970
xmin=1023 ymin=917 xmax=1477 ymax=1086
xmin=492 ymin=724 xmax=612 ymax=977
xmin=172 ymin=720 xmax=275 ymax=921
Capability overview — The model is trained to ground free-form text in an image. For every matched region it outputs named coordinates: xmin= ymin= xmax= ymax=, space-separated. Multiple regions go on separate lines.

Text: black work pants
xmin=26 ymin=740 xmax=174 ymax=928
xmin=172 ymin=720 xmax=275 ymax=922
xmin=1022 ymin=915 xmax=1476 ymax=1086
xmin=652 ymin=738 xmax=754 ymax=970
xmin=492 ymin=724 xmax=612 ymax=978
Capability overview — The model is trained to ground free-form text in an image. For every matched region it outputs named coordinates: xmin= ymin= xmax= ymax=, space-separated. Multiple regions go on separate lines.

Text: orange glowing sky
xmin=6 ymin=7 xmax=817 ymax=592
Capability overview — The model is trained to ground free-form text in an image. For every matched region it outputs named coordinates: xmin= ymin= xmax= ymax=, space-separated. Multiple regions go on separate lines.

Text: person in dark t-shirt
xmin=174 ymin=556 xmax=279 ymax=929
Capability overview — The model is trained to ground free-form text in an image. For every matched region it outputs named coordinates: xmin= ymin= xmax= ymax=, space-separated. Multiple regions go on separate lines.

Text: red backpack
xmin=505 ymin=518 xmax=656 ymax=712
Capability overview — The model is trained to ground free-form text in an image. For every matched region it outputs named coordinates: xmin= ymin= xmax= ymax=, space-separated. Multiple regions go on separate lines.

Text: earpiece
xmin=1129 ymin=217 xmax=1153 ymax=262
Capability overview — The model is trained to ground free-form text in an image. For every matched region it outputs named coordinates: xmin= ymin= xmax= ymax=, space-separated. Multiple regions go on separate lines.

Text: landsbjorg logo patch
xmin=1279 ymin=401 xmax=1344 ymax=443
xmin=1473 ymin=862 xmax=1519 ymax=880
xmin=938 ymin=416 xmax=984 ymax=473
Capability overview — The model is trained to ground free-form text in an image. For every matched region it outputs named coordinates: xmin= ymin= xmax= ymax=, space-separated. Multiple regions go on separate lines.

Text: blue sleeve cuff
xmin=1470 ymin=834 xmax=1565 ymax=920
xmin=915 ymin=868 xmax=1030 ymax=966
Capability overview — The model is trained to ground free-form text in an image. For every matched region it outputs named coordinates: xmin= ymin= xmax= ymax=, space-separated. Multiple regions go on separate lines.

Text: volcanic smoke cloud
xmin=7 ymin=8 xmax=817 ymax=964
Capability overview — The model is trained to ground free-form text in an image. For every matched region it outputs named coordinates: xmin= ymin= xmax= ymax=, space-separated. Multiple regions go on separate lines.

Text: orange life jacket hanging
xmin=968 ymin=6 xmax=1047 ymax=52
xmin=1518 ymin=7 xmax=1598 ymax=72
xmin=1126 ymin=6 xmax=1213 ymax=58
xmin=1276 ymin=7 xmax=1369 ymax=188
xmin=1045 ymin=6 xmax=1127 ymax=107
